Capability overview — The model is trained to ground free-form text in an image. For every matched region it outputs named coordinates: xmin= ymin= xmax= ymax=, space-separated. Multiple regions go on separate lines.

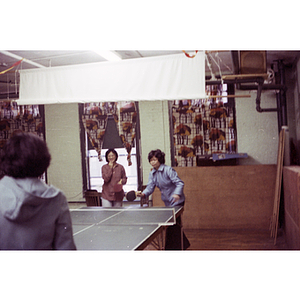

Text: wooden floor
xmin=144 ymin=228 xmax=289 ymax=250
xmin=143 ymin=227 xmax=289 ymax=250
xmin=183 ymin=228 xmax=289 ymax=250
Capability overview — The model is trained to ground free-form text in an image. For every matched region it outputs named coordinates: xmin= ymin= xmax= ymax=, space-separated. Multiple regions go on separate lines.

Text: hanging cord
xmin=0 ymin=58 xmax=23 ymax=75
xmin=205 ymin=53 xmax=216 ymax=81
xmin=214 ymin=52 xmax=233 ymax=73
xmin=208 ymin=52 xmax=223 ymax=85
xmin=67 ymin=191 xmax=84 ymax=200
xmin=6 ymin=73 xmax=9 ymax=99
xmin=14 ymin=60 xmax=22 ymax=96
xmin=15 ymin=69 xmax=18 ymax=95
xmin=118 ymin=101 xmax=121 ymax=134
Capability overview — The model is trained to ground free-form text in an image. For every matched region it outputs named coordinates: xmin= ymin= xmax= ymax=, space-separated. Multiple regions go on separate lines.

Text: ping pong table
xmin=70 ymin=206 xmax=184 ymax=250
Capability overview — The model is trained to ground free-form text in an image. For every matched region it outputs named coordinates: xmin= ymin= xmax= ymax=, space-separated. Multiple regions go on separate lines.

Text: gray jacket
xmin=0 ymin=176 xmax=76 ymax=250
xmin=142 ymin=164 xmax=185 ymax=207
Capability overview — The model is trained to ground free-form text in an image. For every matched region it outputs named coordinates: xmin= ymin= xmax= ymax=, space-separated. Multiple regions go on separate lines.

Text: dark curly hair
xmin=105 ymin=148 xmax=118 ymax=162
xmin=148 ymin=149 xmax=165 ymax=164
xmin=0 ymin=132 xmax=51 ymax=178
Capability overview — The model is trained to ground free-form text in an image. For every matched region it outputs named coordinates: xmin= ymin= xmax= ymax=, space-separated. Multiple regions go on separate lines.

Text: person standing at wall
xmin=101 ymin=148 xmax=127 ymax=207
xmin=0 ymin=132 xmax=76 ymax=250
xmin=136 ymin=149 xmax=190 ymax=250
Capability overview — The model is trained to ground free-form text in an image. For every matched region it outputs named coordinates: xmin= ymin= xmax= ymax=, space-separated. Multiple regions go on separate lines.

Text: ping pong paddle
xmin=126 ymin=190 xmax=136 ymax=201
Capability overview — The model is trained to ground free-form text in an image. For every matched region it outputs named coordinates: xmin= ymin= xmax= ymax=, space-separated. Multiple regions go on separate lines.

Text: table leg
xmin=150 ymin=229 xmax=165 ymax=250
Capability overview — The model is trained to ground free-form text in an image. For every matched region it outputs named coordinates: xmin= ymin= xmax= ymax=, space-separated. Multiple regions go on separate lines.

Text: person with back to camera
xmin=0 ymin=132 xmax=76 ymax=250
xmin=136 ymin=149 xmax=190 ymax=250
xmin=101 ymin=148 xmax=127 ymax=207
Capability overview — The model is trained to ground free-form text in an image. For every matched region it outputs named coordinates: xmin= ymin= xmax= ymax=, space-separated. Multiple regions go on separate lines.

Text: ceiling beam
xmin=0 ymin=50 xmax=47 ymax=68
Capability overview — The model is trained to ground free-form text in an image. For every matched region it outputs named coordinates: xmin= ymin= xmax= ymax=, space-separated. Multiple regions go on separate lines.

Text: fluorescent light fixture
xmin=93 ymin=50 xmax=122 ymax=61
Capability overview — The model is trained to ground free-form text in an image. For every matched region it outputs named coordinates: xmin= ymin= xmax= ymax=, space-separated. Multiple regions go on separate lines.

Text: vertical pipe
xmin=135 ymin=101 xmax=143 ymax=191
xmin=276 ymin=92 xmax=282 ymax=133
xmin=282 ymin=126 xmax=290 ymax=166
xmin=78 ymin=104 xmax=88 ymax=192
xmin=278 ymin=60 xmax=288 ymax=126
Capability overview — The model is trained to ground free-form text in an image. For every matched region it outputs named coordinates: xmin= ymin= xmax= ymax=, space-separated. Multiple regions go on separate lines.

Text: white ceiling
xmin=1 ymin=50 xmax=300 ymax=100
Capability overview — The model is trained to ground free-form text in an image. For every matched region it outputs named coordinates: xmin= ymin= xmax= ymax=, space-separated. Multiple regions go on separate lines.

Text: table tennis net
xmin=70 ymin=207 xmax=177 ymax=226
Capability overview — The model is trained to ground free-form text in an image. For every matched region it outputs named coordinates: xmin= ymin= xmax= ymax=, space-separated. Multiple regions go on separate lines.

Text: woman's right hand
xmin=136 ymin=191 xmax=144 ymax=198
xmin=108 ymin=161 xmax=115 ymax=168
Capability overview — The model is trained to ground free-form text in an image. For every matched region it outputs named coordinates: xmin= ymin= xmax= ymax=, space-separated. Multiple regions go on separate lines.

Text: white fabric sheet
xmin=18 ymin=52 xmax=205 ymax=105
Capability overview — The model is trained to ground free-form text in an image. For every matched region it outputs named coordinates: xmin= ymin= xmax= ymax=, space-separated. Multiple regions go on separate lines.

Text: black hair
xmin=0 ymin=132 xmax=51 ymax=178
xmin=105 ymin=148 xmax=118 ymax=162
xmin=148 ymin=149 xmax=165 ymax=164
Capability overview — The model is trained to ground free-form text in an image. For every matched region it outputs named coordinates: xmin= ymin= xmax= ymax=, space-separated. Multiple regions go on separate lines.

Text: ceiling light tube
xmin=93 ymin=50 xmax=122 ymax=61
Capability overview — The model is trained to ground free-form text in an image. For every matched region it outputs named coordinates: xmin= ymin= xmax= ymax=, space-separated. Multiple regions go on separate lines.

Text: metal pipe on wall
xmin=276 ymin=92 xmax=283 ymax=133
xmin=238 ymin=82 xmax=284 ymax=116
xmin=277 ymin=60 xmax=288 ymax=126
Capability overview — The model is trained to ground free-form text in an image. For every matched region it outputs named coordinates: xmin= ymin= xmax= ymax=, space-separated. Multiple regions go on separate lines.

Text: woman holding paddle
xmin=101 ymin=148 xmax=127 ymax=207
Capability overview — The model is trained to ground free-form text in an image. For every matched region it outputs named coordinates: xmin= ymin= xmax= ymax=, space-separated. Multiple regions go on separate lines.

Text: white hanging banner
xmin=18 ymin=52 xmax=205 ymax=105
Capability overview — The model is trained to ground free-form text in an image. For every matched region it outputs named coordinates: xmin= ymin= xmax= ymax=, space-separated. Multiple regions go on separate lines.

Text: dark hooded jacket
xmin=0 ymin=176 xmax=76 ymax=250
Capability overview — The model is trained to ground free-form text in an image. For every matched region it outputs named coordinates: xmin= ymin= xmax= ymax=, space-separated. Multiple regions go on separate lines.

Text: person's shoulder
xmin=116 ymin=163 xmax=125 ymax=169
xmin=163 ymin=164 xmax=178 ymax=174
xmin=161 ymin=164 xmax=172 ymax=171
xmin=149 ymin=167 xmax=156 ymax=175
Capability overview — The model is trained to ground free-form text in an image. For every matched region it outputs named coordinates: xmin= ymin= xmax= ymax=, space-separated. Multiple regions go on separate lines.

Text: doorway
xmin=87 ymin=146 xmax=138 ymax=193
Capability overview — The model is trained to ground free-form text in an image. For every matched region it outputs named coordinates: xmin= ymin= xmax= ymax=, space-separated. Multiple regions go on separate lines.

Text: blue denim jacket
xmin=143 ymin=164 xmax=185 ymax=207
